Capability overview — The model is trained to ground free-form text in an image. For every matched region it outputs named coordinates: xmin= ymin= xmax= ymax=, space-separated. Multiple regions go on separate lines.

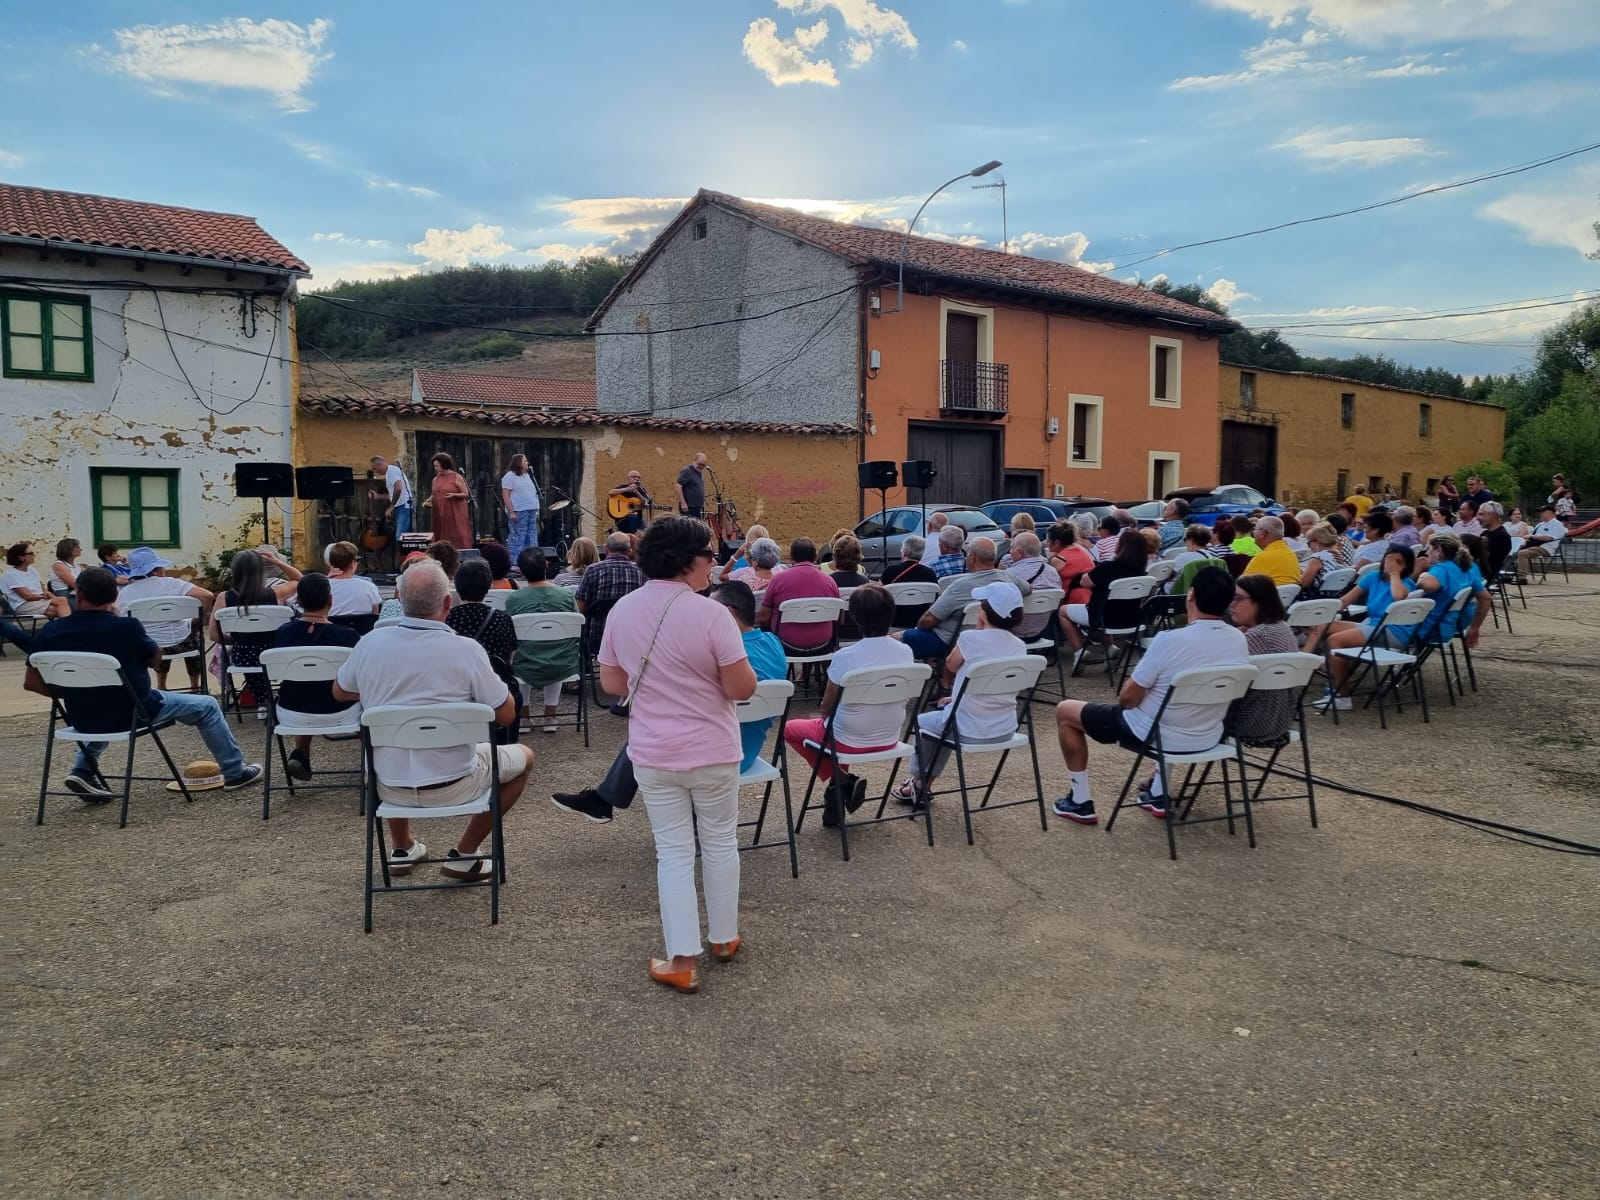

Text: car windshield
xmin=945 ymin=509 xmax=1001 ymax=532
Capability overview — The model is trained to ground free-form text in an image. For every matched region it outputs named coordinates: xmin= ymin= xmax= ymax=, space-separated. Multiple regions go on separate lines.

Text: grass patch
xmin=1533 ymin=731 xmax=1594 ymax=749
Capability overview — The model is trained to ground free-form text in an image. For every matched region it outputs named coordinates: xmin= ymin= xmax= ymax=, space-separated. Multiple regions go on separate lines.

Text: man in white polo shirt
xmin=325 ymin=542 xmax=382 ymax=617
xmin=333 ymin=562 xmax=534 ymax=880
xmin=1052 ymin=568 xmax=1247 ymax=826
xmin=1513 ymin=503 xmax=1567 ymax=581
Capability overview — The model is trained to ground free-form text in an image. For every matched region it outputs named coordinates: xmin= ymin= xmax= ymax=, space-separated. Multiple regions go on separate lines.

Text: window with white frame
xmin=1150 ymin=337 xmax=1181 ymax=407
xmin=1066 ymin=394 xmax=1103 ymax=468
xmin=1149 ymin=452 xmax=1180 ymax=498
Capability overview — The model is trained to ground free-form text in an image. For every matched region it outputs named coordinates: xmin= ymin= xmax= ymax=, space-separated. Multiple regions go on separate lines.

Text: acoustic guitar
xmin=360 ymin=515 xmax=390 ymax=553
xmin=607 ymin=493 xmax=647 ymax=521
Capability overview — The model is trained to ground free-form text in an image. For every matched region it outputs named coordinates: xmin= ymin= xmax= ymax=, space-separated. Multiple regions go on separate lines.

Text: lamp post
xmin=883 ymin=159 xmax=1002 ymax=314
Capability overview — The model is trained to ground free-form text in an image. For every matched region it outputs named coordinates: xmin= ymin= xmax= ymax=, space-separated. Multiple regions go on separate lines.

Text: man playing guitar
xmin=607 ymin=469 xmax=653 ymax=534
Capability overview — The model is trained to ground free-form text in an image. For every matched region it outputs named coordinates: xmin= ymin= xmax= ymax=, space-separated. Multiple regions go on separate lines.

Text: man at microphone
xmin=675 ymin=452 xmax=708 ymax=520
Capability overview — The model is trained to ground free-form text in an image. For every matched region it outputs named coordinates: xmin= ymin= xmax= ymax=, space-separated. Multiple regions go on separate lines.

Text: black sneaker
xmin=1137 ymin=784 xmax=1169 ymax=819
xmin=845 ymin=773 xmax=869 ymax=814
xmin=64 ymin=769 xmax=114 ymax=803
xmin=286 ymin=751 xmax=312 ymax=781
xmin=551 ymin=789 xmax=614 ymax=823
xmin=1052 ymin=796 xmax=1097 ymax=825
xmin=821 ymin=780 xmax=845 ymax=828
xmin=223 ymin=764 xmax=264 ymax=790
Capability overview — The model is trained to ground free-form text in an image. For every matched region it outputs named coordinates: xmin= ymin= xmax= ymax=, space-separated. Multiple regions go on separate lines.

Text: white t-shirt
xmin=1531 ymin=518 xmax=1566 ymax=553
xmin=1124 ymin=618 xmax=1249 ymax=751
xmin=336 ymin=619 xmax=509 ymax=787
xmin=1353 ymin=538 xmax=1391 ymax=566
xmin=1 ymin=566 xmax=43 ymax=610
xmin=501 ymin=470 xmax=541 ymax=515
xmin=328 ymin=574 xmax=382 ymax=616
xmin=385 ymin=464 xmax=413 ymax=508
xmin=920 ymin=534 xmax=944 ymax=566
xmin=119 ymin=575 xmax=200 ymax=644
xmin=947 ymin=627 xmax=1027 ymax=740
xmin=827 ymin=636 xmax=915 ymax=748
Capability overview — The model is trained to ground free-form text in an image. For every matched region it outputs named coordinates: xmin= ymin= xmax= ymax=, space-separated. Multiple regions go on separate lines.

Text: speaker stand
xmin=874 ymin=485 xmax=890 ymax=571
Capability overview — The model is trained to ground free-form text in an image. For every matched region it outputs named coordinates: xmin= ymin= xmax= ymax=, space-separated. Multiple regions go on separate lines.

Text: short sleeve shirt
xmin=599 ymin=580 xmax=747 ymax=770
xmin=826 ymin=636 xmax=915 ymax=747
xmin=760 ymin=563 xmax=840 ymax=650
xmin=504 ymin=585 xmax=580 ymax=686
xmin=1125 ymin=619 xmax=1249 ymax=751
xmin=385 ymin=464 xmax=413 ymax=508
xmin=1 ymin=567 xmax=43 ymax=610
xmin=28 ymin=610 xmax=161 ymax=733
xmin=1242 ymin=538 xmax=1303 ymax=586
xmin=118 ymin=576 xmax=199 ymax=645
xmin=501 ymin=471 xmax=540 ymax=513
xmin=328 ymin=575 xmax=382 ymax=617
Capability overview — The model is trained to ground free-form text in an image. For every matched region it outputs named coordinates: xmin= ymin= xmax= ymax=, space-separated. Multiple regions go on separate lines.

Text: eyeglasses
xmin=693 ymin=549 xmax=717 ymax=561
xmin=1231 ymin=593 xmax=1249 ymax=603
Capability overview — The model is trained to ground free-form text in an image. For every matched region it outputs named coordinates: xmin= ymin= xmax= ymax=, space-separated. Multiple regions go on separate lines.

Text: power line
xmin=1251 ymin=293 xmax=1597 ymax=331
xmin=1109 ymin=139 xmax=1600 ymax=269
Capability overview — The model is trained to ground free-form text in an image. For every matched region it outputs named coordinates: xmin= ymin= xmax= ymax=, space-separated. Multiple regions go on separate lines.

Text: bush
xmin=446 ymin=333 xmax=526 ymax=361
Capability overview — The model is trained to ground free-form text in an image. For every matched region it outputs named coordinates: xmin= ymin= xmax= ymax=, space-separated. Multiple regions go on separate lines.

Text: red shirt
xmin=760 ymin=562 xmax=840 ymax=650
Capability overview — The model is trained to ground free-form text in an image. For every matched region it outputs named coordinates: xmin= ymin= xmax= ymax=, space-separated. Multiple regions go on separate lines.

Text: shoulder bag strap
xmin=623 ymin=589 xmax=687 ymax=709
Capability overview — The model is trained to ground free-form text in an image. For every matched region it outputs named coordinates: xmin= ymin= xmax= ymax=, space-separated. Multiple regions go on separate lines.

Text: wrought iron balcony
xmin=941 ymin=359 xmax=1009 ymax=418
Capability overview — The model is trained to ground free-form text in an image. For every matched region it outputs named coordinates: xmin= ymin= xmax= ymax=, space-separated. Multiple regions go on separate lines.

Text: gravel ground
xmin=3 ymin=582 xmax=1597 ymax=1200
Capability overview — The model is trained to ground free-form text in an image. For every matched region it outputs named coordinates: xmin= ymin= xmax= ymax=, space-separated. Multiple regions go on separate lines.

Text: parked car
xmin=1163 ymin=484 xmax=1286 ymax=527
xmin=1117 ymin=501 xmax=1165 ymax=527
xmin=850 ymin=504 xmax=1006 ymax=573
xmin=980 ymin=496 xmax=1113 ymax=530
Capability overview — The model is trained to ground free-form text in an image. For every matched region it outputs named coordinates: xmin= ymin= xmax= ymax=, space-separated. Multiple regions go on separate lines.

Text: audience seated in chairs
xmin=1004 ymin=532 xmax=1058 ymax=641
xmin=1059 ymin=529 xmax=1147 ymax=671
xmin=479 ymin=540 xmax=517 ymax=589
xmin=333 ymin=560 xmax=534 ymax=882
xmin=208 ymin=548 xmax=300 ymax=702
xmin=728 ymin=537 xmax=785 ymax=593
xmin=1352 ymin=508 xmax=1394 ymax=566
xmin=575 ymin=533 xmax=646 ymax=659
xmin=506 ymin=546 xmax=580 ymax=733
xmin=3 ymin=542 xmax=70 ymax=622
xmin=1390 ymin=505 xmax=1421 ymax=547
xmin=1241 ymin=516 xmax=1301 ymax=587
xmin=377 ymin=550 xmax=430 ymax=621
xmin=25 ymin=567 xmax=262 ymax=800
xmin=1227 ymin=575 xmax=1299 ymax=743
xmin=783 ymin=584 xmax=913 ymax=825
xmin=117 ymin=547 xmax=212 ymax=693
xmin=97 ymin=543 xmax=132 ymax=579
xmin=891 ymin=581 xmax=1029 ymax=810
xmin=1414 ymin=533 xmax=1491 ymax=650
xmin=553 ymin=538 xmax=597 ymax=588
xmin=272 ymin=573 xmax=361 ymax=779
xmin=757 ymin=537 xmax=841 ymax=655
xmin=880 ymin=535 xmax=936 ymax=586
xmin=1514 ymin=504 xmax=1567 ymax=581
xmin=827 ymin=535 xmax=872 ymax=589
xmin=927 ymin=525 xmax=969 ymax=579
xmin=1477 ymin=502 xmax=1513 ymax=582
xmin=1297 ymin=522 xmax=1342 ymax=598
xmin=1052 ymin=568 xmax=1248 ymax=825
xmin=325 ymin=541 xmax=381 ymax=617
xmin=49 ymin=539 xmax=85 ymax=603
xmin=1044 ymin=520 xmax=1094 ymax=605
xmin=448 ymin=559 xmax=519 ymax=664
xmin=1305 ymin=545 xmax=1419 ymax=711
xmin=896 ymin=536 xmax=1023 ymax=661
xmin=1279 ymin=512 xmax=1305 ymax=553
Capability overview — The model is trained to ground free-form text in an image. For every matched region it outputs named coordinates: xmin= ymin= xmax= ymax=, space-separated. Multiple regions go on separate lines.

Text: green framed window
xmin=1 ymin=290 xmax=93 ymax=381
xmin=91 ymin=469 xmax=180 ymax=548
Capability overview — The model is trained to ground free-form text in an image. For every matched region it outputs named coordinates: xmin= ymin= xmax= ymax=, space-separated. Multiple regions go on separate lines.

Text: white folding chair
xmin=1355 ymin=560 xmax=1381 ymax=578
xmin=1224 ymin=652 xmax=1323 ymax=831
xmin=214 ymin=605 xmax=294 ymax=722
xmin=510 ymin=610 xmax=589 ymax=746
xmin=1020 ymin=586 xmax=1067 ymax=700
xmin=1071 ymin=575 xmax=1159 ymax=688
xmin=1530 ymin=539 xmax=1569 ymax=584
xmin=912 ymin=655 xmax=1049 ymax=845
xmin=1103 ymin=664 xmax=1259 ymax=860
xmin=796 ymin=662 xmax=933 ymax=861
xmin=31 ymin=651 xmax=192 ymax=829
xmin=961 ymin=600 xmax=984 ymax=630
xmin=1276 ymin=583 xmax=1301 ymax=610
xmin=361 ymin=702 xmax=505 ymax=932
xmin=732 ymin=679 xmax=799 ymax=877
xmin=258 ymin=645 xmax=361 ymax=820
xmin=1316 ymin=567 xmax=1355 ymax=598
xmin=1145 ymin=560 xmax=1176 ymax=585
xmin=483 ymin=590 xmax=512 ymax=611
xmin=777 ymin=596 xmax=846 ymax=694
xmin=884 ymin=580 xmax=938 ymax=629
xmin=124 ymin=595 xmax=208 ymax=695
xmin=1325 ymin=595 xmax=1436 ymax=729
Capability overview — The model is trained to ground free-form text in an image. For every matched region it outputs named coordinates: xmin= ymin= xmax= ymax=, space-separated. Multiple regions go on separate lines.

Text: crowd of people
xmin=7 ymin=464 xmax=1585 ymax=995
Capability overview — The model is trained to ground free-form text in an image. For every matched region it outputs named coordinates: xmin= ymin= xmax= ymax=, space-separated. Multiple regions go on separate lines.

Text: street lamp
xmin=883 ymin=159 xmax=1002 ymax=314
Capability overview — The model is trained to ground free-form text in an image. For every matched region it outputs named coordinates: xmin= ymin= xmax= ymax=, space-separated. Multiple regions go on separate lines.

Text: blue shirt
xmin=930 ymin=552 xmax=967 ymax=579
xmin=1417 ymin=559 xmax=1471 ymax=642
xmin=1158 ymin=520 xmax=1186 ymax=551
xmin=739 ymin=628 xmax=788 ymax=771
xmin=28 ymin=609 xmax=159 ymax=733
xmin=1359 ymin=570 xmax=1416 ymax=635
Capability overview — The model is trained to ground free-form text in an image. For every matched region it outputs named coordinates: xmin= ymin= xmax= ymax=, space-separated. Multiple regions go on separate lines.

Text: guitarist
xmin=608 ymin=469 xmax=652 ymax=534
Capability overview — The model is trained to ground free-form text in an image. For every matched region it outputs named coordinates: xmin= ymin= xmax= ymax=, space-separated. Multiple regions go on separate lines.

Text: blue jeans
xmin=899 ymin=627 xmax=952 ymax=660
xmin=507 ymin=509 xmax=540 ymax=561
xmin=74 ymin=691 xmax=247 ymax=781
xmin=392 ymin=504 xmax=413 ymax=537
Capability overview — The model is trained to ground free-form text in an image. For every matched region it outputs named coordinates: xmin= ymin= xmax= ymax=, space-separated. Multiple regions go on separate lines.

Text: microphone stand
xmin=704 ymin=466 xmax=741 ymax=561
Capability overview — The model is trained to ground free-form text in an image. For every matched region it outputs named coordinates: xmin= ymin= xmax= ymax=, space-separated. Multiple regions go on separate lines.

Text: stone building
xmin=588 ymin=190 xmax=1236 ymax=508
xmin=1218 ymin=363 xmax=1507 ymax=511
xmin=0 ymin=183 xmax=306 ymax=564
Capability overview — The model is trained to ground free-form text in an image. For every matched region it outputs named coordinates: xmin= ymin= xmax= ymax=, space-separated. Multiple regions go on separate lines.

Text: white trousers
xmin=634 ymin=762 xmax=741 ymax=959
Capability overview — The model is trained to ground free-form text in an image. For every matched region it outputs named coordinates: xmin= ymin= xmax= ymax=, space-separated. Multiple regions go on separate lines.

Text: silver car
xmin=851 ymin=504 xmax=1007 ymax=574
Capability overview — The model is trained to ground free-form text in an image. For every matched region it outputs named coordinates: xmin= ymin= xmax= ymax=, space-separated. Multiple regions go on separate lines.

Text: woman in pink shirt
xmin=598 ymin=517 xmax=758 ymax=994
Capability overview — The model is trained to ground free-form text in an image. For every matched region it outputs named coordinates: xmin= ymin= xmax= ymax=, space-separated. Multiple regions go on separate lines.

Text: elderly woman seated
xmin=827 ymin=534 xmax=872 ymax=588
xmin=728 ymin=537 xmax=785 ymax=592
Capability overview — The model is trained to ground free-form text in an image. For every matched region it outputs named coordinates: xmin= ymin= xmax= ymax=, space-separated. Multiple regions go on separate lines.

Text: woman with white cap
xmin=116 ymin=547 xmax=214 ymax=692
xmin=891 ymin=579 xmax=1028 ymax=808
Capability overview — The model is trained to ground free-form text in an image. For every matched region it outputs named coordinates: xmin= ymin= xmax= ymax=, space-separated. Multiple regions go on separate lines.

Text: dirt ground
xmin=2 ymin=581 xmax=1596 ymax=1200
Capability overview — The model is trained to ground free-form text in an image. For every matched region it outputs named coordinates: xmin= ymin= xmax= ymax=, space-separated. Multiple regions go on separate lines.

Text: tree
xmin=1507 ymin=370 xmax=1600 ymax=503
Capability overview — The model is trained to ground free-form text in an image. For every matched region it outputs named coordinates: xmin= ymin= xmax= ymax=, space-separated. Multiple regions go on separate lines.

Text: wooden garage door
xmin=906 ymin=423 xmax=1002 ymax=507
xmin=415 ymin=432 xmax=584 ymax=543
xmin=1220 ymin=421 xmax=1276 ymax=497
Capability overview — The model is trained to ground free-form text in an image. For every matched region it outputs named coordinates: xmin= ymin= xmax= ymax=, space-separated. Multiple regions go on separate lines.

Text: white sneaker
xmin=542 ymin=723 xmax=558 ymax=734
xmin=1312 ymin=692 xmax=1352 ymax=712
xmin=387 ymin=840 xmax=427 ymax=876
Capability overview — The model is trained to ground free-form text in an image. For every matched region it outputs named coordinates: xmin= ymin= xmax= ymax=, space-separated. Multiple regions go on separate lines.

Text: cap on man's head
xmin=126 ymin=547 xmax=173 ymax=577
xmin=1539 ymin=504 xmax=1556 ymax=514
xmin=972 ymin=580 xmax=1024 ymax=617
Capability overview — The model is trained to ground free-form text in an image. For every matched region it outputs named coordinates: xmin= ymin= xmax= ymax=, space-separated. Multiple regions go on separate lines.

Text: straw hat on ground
xmin=165 ymin=759 xmax=225 ymax=793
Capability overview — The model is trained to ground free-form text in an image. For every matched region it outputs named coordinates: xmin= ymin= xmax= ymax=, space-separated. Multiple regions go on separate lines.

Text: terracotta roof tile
xmin=413 ymin=368 xmax=596 ymax=409
xmin=588 ymin=189 xmax=1235 ymax=332
xmin=300 ymin=394 xmax=855 ymax=436
xmin=0 ymin=182 xmax=308 ymax=274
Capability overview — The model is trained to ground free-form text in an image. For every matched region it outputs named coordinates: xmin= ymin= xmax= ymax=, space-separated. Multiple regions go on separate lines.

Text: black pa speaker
xmin=295 ymin=465 xmax=355 ymax=501
xmin=901 ymin=460 xmax=937 ymax=490
xmin=234 ymin=462 xmax=295 ymax=499
xmin=858 ymin=460 xmax=898 ymax=489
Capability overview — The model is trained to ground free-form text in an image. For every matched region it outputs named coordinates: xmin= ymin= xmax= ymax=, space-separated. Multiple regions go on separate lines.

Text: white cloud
xmin=951 ymin=38 xmax=968 ymax=52
xmin=303 ymin=261 xmax=424 ymax=290
xmin=408 ymin=224 xmax=514 ymax=268
xmin=743 ymin=17 xmax=836 ymax=86
xmin=312 ymin=231 xmax=391 ymax=248
xmin=102 ymin=17 xmax=331 ymax=111
xmin=1480 ymin=166 xmax=1600 ymax=259
xmin=527 ymin=242 xmax=609 ymax=263
xmin=1364 ymin=59 xmax=1447 ymax=78
xmin=1277 ymin=127 xmax=1436 ymax=167
xmin=1170 ymin=30 xmax=1449 ymax=89
xmin=745 ymin=1 xmax=915 ymax=85
xmin=1198 ymin=0 xmax=1600 ymax=49
xmin=0 ymin=146 xmax=24 ymax=168
xmin=1012 ymin=230 xmax=1115 ymax=273
xmin=1208 ymin=278 xmax=1259 ymax=307
xmin=366 ymin=176 xmax=440 ymax=200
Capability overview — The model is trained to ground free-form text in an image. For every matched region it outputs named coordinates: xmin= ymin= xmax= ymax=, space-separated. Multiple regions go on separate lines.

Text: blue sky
xmin=3 ymin=1 xmax=1597 ymax=375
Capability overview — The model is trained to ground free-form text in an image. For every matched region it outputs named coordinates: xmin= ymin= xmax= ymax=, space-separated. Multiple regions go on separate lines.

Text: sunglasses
xmin=694 ymin=549 xmax=717 ymax=561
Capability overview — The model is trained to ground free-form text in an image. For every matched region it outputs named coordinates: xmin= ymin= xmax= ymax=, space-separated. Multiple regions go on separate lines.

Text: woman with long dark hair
xmin=1227 ymin=574 xmax=1298 ymax=743
xmin=207 ymin=548 xmax=301 ymax=693
xmin=426 ymin=451 xmax=473 ymax=549
xmin=597 ymin=517 xmax=758 ymax=994
xmin=1059 ymin=528 xmax=1148 ymax=669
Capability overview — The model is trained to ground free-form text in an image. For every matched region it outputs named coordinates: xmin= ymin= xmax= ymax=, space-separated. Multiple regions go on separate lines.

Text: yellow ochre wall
xmin=1219 ymin=365 xmax=1507 ymax=512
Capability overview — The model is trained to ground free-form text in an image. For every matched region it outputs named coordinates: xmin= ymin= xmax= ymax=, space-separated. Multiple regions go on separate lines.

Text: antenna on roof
xmin=973 ymin=176 xmax=1008 ymax=254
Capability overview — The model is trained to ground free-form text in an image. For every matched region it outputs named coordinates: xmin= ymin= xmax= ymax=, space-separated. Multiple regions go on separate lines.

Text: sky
xmin=2 ymin=0 xmax=1598 ymax=376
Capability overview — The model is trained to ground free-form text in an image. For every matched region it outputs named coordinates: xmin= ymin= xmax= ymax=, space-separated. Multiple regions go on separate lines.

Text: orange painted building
xmin=589 ymin=190 xmax=1235 ymax=511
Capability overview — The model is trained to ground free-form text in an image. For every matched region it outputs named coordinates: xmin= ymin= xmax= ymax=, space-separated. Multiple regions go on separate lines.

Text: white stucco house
xmin=0 ymin=183 xmax=308 ymax=567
